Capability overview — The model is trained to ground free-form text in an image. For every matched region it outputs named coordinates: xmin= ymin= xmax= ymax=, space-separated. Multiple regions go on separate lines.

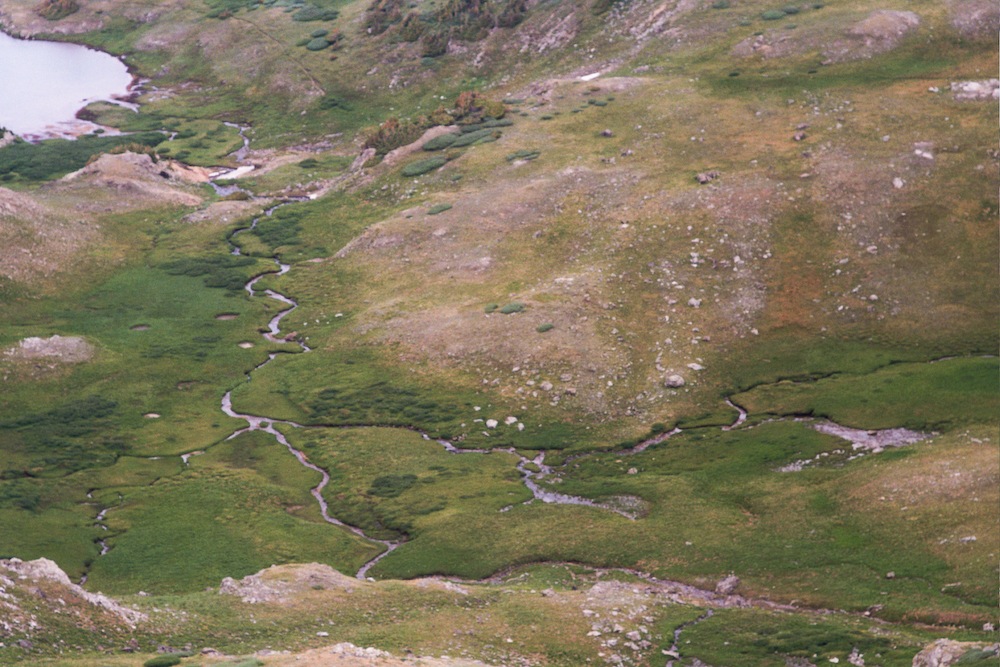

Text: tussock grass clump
xmin=761 ymin=9 xmax=787 ymax=19
xmin=500 ymin=302 xmax=525 ymax=314
xmin=484 ymin=303 xmax=499 ymax=313
xmin=427 ymin=203 xmax=452 ymax=215
xmin=401 ymin=156 xmax=447 ymax=177
xmin=536 ymin=323 xmax=554 ymax=333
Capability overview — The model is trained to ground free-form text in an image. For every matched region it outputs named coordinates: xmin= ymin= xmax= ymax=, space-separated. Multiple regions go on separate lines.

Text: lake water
xmin=0 ymin=31 xmax=134 ymax=141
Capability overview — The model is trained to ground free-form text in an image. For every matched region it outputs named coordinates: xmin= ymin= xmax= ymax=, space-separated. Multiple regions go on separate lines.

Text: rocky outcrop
xmin=822 ymin=10 xmax=921 ymax=63
xmin=219 ymin=563 xmax=359 ymax=604
xmin=951 ymin=80 xmax=1000 ymax=102
xmin=0 ymin=557 xmax=146 ymax=626
xmin=912 ymin=640 xmax=999 ymax=667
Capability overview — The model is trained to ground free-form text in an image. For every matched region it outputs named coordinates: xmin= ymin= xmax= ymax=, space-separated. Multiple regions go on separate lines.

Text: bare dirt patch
xmin=59 ymin=152 xmax=203 ymax=208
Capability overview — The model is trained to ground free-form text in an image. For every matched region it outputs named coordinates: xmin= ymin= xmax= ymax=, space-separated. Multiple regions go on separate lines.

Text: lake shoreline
xmin=0 ymin=25 xmax=140 ymax=142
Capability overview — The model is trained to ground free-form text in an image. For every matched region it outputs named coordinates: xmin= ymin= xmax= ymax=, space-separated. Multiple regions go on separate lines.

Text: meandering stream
xmin=219 ymin=196 xmax=935 ymax=578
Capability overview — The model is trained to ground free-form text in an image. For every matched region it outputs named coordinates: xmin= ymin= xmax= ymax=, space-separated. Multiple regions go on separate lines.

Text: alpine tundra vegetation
xmin=0 ymin=0 xmax=997 ymax=664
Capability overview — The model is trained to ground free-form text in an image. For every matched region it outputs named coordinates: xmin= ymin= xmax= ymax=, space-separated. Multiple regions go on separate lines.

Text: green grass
xmin=0 ymin=133 xmax=164 ymax=182
xmin=85 ymin=432 xmax=379 ymax=594
xmin=732 ymin=357 xmax=1000 ymax=430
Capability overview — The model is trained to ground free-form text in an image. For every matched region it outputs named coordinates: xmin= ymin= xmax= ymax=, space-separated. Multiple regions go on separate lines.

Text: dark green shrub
xmin=368 ymin=474 xmax=417 ymax=498
xmin=36 ymin=0 xmax=79 ymax=20
xmin=421 ymin=31 xmax=449 ymax=57
xmin=319 ymin=95 xmax=351 ymax=111
xmin=591 ymin=0 xmax=625 ymax=15
xmin=484 ymin=303 xmax=499 ymax=313
xmin=500 ymin=302 xmax=525 ymax=314
xmin=401 ymin=156 xmax=447 ymax=177
xmin=761 ymin=9 xmax=786 ymax=19
xmin=427 ymin=203 xmax=452 ymax=215
xmin=293 ymin=5 xmax=338 ymax=21
xmin=143 ymin=656 xmax=182 ymax=667
xmin=422 ymin=133 xmax=460 ymax=151
xmin=298 ymin=158 xmax=319 ymax=169
xmin=451 ymin=128 xmax=499 ymax=147
xmin=781 ymin=5 xmax=800 ymax=13
xmin=311 ymin=28 xmax=329 ymax=38
xmin=159 ymin=255 xmax=256 ymax=293
xmin=306 ymin=37 xmax=331 ymax=51
xmin=506 ymin=150 xmax=540 ymax=161
xmin=536 ymin=323 xmax=554 ymax=333
xmin=0 ymin=132 xmax=164 ymax=182
xmin=363 ymin=117 xmax=428 ymax=155
xmin=711 ymin=0 xmax=730 ymax=8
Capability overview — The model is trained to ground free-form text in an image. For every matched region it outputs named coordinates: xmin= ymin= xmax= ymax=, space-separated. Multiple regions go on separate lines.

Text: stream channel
xmin=75 ymin=144 xmax=934 ymax=586
xmin=214 ymin=191 xmax=935 ymax=579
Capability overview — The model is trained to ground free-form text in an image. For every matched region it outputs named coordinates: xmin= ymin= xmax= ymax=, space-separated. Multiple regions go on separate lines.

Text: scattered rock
xmin=664 ymin=374 xmax=686 ymax=388
xmin=914 ymin=141 xmax=934 ymax=160
xmin=486 ymin=419 xmax=499 ymax=428
xmin=951 ymin=79 xmax=1000 ymax=101
xmin=540 ymin=381 xmax=554 ymax=391
xmin=600 ymin=128 xmax=614 ymax=137
xmin=695 ymin=171 xmax=720 ymax=184
xmin=793 ymin=131 xmax=808 ymax=141
xmin=885 ymin=571 xmax=895 ymax=579
xmin=893 ymin=177 xmax=905 ymax=189
xmin=715 ymin=574 xmax=740 ymax=595
xmin=3 ymin=335 xmax=94 ymax=363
